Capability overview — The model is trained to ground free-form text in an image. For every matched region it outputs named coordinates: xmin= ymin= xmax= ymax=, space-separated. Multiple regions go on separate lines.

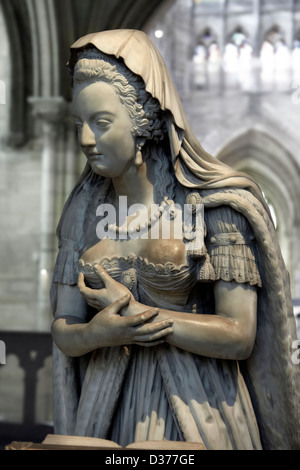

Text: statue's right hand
xmin=87 ymin=294 xmax=173 ymax=348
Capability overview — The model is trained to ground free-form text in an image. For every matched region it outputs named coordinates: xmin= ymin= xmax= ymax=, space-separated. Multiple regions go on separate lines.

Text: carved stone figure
xmin=50 ymin=30 xmax=300 ymax=450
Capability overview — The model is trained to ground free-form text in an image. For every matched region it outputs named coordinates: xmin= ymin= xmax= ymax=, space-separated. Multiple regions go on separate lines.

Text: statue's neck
xmin=111 ymin=160 xmax=155 ymax=207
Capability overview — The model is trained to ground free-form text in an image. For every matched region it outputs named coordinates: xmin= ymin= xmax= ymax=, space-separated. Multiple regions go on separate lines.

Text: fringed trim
xmin=190 ymin=233 xmax=262 ymax=285
xmin=196 ymin=253 xmax=216 ymax=282
xmin=209 ymin=243 xmax=262 ymax=287
xmin=53 ymin=238 xmax=84 ymax=285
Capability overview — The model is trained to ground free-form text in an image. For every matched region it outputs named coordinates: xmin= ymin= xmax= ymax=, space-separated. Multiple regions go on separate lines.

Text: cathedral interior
xmin=0 ymin=0 xmax=299 ymax=446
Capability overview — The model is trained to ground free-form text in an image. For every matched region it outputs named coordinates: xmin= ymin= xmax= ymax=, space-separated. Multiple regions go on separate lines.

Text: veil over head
xmin=67 ymin=29 xmax=270 ymax=215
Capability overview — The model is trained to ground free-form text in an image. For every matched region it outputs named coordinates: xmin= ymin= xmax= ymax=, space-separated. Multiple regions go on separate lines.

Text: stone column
xmin=252 ymin=0 xmax=262 ymax=93
xmin=287 ymin=0 xmax=295 ymax=50
xmin=219 ymin=0 xmax=228 ymax=95
xmin=28 ymin=97 xmax=67 ymax=331
xmin=171 ymin=0 xmax=194 ymax=105
xmin=62 ymin=110 xmax=79 ymax=203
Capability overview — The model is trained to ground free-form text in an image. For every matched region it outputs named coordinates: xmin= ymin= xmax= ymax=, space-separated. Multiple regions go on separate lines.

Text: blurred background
xmin=0 ymin=0 xmax=299 ymax=447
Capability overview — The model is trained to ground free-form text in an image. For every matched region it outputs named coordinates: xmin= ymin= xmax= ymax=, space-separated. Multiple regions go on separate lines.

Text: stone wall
xmin=0 ymin=145 xmax=42 ymax=331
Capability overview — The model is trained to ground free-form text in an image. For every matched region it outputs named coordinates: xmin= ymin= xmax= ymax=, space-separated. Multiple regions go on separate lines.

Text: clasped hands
xmin=78 ymin=264 xmax=173 ymax=348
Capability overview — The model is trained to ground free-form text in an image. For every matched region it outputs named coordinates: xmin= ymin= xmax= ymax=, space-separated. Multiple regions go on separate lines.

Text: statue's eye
xmin=74 ymin=121 xmax=82 ymax=132
xmin=96 ymin=119 xmax=111 ymax=129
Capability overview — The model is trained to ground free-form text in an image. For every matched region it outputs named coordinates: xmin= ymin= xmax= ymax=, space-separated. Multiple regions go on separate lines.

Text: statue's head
xmin=72 ymin=48 xmax=168 ymax=178
xmin=65 ymin=31 xmax=268 ymax=224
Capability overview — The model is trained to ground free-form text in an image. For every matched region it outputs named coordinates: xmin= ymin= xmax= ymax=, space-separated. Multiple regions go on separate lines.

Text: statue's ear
xmin=134 ymin=138 xmax=146 ymax=168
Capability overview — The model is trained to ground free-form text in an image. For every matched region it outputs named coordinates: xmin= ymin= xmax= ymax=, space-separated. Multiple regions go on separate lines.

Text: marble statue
xmin=50 ymin=29 xmax=300 ymax=450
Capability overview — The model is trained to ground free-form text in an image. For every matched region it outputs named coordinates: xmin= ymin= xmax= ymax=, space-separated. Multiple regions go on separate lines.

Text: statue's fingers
xmin=133 ymin=326 xmax=173 ymax=343
xmin=78 ymin=272 xmax=97 ymax=299
xmin=86 ymin=299 xmax=100 ymax=309
xmin=93 ymin=264 xmax=113 ymax=286
xmin=127 ymin=308 xmax=159 ymax=327
xmin=108 ymin=294 xmax=131 ymax=314
xmin=133 ymin=318 xmax=173 ymax=336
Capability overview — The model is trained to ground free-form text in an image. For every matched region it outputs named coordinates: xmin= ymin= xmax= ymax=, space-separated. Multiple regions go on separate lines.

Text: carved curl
xmin=73 ymin=48 xmax=166 ymax=142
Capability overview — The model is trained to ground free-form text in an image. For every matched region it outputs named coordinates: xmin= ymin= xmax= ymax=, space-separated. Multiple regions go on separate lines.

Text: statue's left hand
xmin=78 ymin=265 xmax=133 ymax=310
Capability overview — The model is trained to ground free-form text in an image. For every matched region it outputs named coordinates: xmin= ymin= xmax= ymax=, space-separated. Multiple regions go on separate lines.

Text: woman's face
xmin=72 ymin=81 xmax=136 ymax=178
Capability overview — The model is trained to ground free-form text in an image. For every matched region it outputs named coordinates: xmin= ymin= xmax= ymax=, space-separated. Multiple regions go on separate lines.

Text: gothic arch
xmin=216 ymin=129 xmax=300 ymax=294
xmin=1 ymin=0 xmax=61 ymax=144
xmin=1 ymin=0 xmax=171 ymax=144
xmin=262 ymin=23 xmax=286 ymax=46
xmin=1 ymin=0 xmax=32 ymax=145
xmin=195 ymin=27 xmax=218 ymax=46
xmin=26 ymin=0 xmax=60 ymax=97
xmin=225 ymin=25 xmax=251 ymax=45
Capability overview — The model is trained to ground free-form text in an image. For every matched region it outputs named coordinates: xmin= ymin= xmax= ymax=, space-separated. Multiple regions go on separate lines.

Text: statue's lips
xmin=88 ymin=154 xmax=103 ymax=162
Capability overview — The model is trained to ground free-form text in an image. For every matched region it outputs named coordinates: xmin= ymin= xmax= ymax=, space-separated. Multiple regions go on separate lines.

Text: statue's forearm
xmin=52 ymin=315 xmax=94 ymax=357
xmin=124 ymin=301 xmax=252 ymax=360
xmin=164 ymin=310 xmax=254 ymax=360
xmin=124 ymin=280 xmax=257 ymax=360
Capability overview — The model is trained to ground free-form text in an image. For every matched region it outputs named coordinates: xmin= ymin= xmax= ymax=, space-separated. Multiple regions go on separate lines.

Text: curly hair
xmin=73 ymin=48 xmax=165 ymax=142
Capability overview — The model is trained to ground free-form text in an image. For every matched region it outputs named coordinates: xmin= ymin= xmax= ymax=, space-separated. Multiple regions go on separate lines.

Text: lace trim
xmin=78 ymin=256 xmax=193 ymax=301
xmin=54 ymin=236 xmax=261 ymax=288
xmin=78 ymin=255 xmax=191 ymax=276
xmin=209 ymin=244 xmax=262 ymax=287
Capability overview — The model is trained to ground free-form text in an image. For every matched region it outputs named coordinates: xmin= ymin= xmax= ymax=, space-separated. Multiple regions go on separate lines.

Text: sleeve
xmin=50 ymin=237 xmax=84 ymax=315
xmin=52 ymin=237 xmax=83 ymax=286
xmin=203 ymin=205 xmax=262 ymax=287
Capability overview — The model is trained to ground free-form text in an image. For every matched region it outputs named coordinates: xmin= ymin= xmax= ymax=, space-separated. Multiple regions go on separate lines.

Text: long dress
xmin=54 ymin=29 xmax=299 ymax=450
xmin=51 ymin=185 xmax=300 ymax=449
xmin=59 ymin=202 xmax=263 ymax=450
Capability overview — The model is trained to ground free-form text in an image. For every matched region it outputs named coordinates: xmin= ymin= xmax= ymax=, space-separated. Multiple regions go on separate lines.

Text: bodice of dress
xmin=78 ymin=255 xmax=202 ymax=313
xmin=76 ymin=201 xmax=262 ymax=317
